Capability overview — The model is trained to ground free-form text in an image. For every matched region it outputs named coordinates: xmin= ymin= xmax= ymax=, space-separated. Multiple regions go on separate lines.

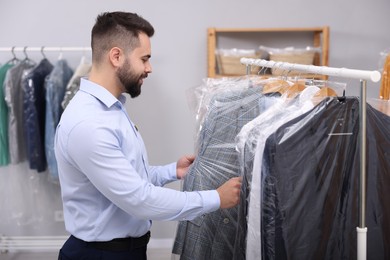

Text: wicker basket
xmin=216 ymin=49 xmax=261 ymax=75
xmin=270 ymin=51 xmax=315 ymax=76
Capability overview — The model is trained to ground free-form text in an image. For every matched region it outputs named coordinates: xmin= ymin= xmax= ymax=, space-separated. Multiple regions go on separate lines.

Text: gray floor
xmin=0 ymin=248 xmax=174 ymax=260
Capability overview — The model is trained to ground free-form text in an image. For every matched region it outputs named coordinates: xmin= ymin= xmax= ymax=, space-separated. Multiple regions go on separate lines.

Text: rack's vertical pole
xmin=357 ymin=79 xmax=367 ymax=260
xmin=246 ymin=65 xmax=251 ymax=75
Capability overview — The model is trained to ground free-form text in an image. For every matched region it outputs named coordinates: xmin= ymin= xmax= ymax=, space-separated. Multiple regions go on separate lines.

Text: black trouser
xmin=58 ymin=232 xmax=150 ymax=260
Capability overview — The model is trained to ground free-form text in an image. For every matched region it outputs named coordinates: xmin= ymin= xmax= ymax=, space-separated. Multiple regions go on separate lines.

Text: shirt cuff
xmin=199 ymin=190 xmax=220 ymax=214
xmin=168 ymin=162 xmax=178 ymax=180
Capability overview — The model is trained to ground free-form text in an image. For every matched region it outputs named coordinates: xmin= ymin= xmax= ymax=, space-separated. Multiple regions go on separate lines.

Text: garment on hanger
xmin=2 ymin=49 xmax=91 ymax=173
xmin=0 ymin=62 xmax=14 ymax=166
xmin=61 ymin=57 xmax=91 ymax=109
xmin=367 ymin=98 xmax=390 ymax=116
xmin=172 ymin=76 xmax=280 ymax=260
xmin=259 ymin=97 xmax=390 ymax=260
xmin=22 ymin=58 xmax=53 ymax=172
xmin=233 ymin=85 xmax=323 ymax=260
xmin=3 ymin=59 xmax=36 ymax=164
xmin=45 ymin=59 xmax=73 ymax=180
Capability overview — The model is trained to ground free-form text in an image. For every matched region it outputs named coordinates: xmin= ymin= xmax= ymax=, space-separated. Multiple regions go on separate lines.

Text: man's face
xmin=117 ymin=33 xmax=152 ymax=98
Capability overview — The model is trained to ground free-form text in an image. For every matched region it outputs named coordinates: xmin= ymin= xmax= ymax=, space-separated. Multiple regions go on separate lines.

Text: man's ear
xmin=108 ymin=47 xmax=123 ymax=68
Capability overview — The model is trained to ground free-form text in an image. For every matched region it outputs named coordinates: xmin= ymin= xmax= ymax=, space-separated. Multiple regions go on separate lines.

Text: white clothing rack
xmin=0 ymin=46 xmax=91 ymax=253
xmin=0 ymin=46 xmax=91 ymax=52
xmin=240 ymin=58 xmax=381 ymax=82
xmin=0 ymin=46 xmax=91 ymax=60
xmin=241 ymin=58 xmax=381 ymax=260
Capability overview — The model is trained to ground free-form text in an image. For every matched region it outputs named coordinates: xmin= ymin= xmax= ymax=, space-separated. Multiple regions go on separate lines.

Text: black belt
xmin=72 ymin=231 xmax=151 ymax=252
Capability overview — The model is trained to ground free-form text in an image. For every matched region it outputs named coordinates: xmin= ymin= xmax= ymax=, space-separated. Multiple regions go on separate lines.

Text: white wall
xmin=0 ymin=0 xmax=389 ymax=241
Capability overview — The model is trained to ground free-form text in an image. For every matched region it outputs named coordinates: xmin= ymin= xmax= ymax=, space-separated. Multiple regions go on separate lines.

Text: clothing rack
xmin=240 ymin=57 xmax=381 ymax=260
xmin=0 ymin=46 xmax=91 ymax=60
xmin=0 ymin=46 xmax=91 ymax=253
xmin=0 ymin=46 xmax=91 ymax=52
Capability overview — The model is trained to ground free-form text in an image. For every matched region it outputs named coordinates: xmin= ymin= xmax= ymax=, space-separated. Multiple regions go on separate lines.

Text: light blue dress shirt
xmin=54 ymin=78 xmax=220 ymax=241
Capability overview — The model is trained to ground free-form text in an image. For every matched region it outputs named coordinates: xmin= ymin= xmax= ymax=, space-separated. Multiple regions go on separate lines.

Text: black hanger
xmin=6 ymin=46 xmax=20 ymax=64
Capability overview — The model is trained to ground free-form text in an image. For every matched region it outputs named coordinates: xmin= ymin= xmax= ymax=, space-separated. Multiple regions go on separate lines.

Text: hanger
xmin=22 ymin=46 xmax=29 ymax=60
xmin=261 ymin=62 xmax=292 ymax=94
xmin=311 ymin=85 xmax=338 ymax=105
xmin=6 ymin=46 xmax=20 ymax=65
xmin=41 ymin=46 xmax=47 ymax=59
xmin=285 ymin=80 xmax=306 ymax=98
xmin=58 ymin=47 xmax=63 ymax=60
xmin=262 ymin=78 xmax=291 ymax=95
xmin=22 ymin=46 xmax=36 ymax=65
xmin=285 ymin=67 xmax=306 ymax=98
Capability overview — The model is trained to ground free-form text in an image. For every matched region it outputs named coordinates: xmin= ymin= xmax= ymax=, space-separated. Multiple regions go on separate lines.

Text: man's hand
xmin=176 ymin=155 xmax=195 ymax=179
xmin=217 ymin=177 xmax=242 ymax=209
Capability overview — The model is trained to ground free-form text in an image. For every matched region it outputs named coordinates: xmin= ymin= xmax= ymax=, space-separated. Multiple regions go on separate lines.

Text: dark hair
xmin=91 ymin=11 xmax=154 ymax=63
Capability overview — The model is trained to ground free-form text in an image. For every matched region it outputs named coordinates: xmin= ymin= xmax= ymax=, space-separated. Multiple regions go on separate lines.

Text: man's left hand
xmin=176 ymin=155 xmax=195 ymax=179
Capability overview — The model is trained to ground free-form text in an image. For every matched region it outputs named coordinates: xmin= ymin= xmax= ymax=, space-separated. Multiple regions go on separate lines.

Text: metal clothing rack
xmin=0 ymin=46 xmax=91 ymax=253
xmin=240 ymin=58 xmax=381 ymax=260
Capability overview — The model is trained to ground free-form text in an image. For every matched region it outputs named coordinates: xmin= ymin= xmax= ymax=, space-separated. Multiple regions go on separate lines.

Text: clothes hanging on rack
xmin=233 ymin=84 xmax=324 ymax=260
xmin=61 ymin=58 xmax=91 ymax=109
xmin=240 ymin=57 xmax=384 ymax=260
xmin=22 ymin=58 xmax=54 ymax=172
xmin=0 ymin=63 xmax=13 ymax=165
xmin=45 ymin=59 xmax=74 ymax=179
xmin=1 ymin=50 xmax=90 ymax=180
xmin=172 ymin=76 xmax=281 ymax=260
xmin=175 ymin=69 xmax=388 ymax=259
xmin=255 ymin=96 xmax=390 ymax=260
xmin=173 ymin=76 xmax=345 ymax=260
xmin=4 ymin=59 xmax=36 ymax=164
xmin=0 ymin=47 xmax=91 ymax=252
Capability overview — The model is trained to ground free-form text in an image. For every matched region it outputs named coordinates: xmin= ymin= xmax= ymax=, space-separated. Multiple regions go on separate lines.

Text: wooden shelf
xmin=207 ymin=27 xmax=329 ymax=78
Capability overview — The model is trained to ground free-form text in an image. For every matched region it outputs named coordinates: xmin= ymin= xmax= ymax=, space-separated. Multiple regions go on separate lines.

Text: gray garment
xmin=3 ymin=60 xmax=36 ymax=164
xmin=61 ymin=59 xmax=91 ymax=109
xmin=172 ymin=86 xmax=266 ymax=260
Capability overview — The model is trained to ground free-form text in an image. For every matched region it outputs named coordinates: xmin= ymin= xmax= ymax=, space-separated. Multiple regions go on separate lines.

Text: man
xmin=55 ymin=11 xmax=242 ymax=259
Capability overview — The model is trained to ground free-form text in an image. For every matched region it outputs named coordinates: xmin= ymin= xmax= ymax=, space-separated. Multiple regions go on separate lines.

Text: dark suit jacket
xmin=261 ymin=97 xmax=390 ymax=260
xmin=23 ymin=58 xmax=53 ymax=172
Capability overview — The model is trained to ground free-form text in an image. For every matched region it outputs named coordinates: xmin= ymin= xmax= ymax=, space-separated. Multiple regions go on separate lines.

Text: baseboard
xmin=148 ymin=238 xmax=174 ymax=249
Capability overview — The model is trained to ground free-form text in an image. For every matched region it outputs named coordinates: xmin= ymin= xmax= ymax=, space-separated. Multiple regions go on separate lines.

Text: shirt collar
xmin=79 ymin=78 xmax=126 ymax=108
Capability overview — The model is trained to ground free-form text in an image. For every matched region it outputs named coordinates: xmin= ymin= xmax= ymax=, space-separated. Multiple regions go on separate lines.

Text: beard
xmin=117 ymin=59 xmax=147 ymax=98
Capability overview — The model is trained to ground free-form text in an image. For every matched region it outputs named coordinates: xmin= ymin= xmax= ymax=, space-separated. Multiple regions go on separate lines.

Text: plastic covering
xmin=175 ymin=75 xmax=390 ymax=259
xmin=368 ymin=98 xmax=390 ymax=116
xmin=173 ymin=76 xmax=280 ymax=259
xmin=216 ymin=48 xmax=258 ymax=57
xmin=258 ymin=45 xmax=322 ymax=55
xmin=173 ymin=76 xmax=359 ymax=259
xmin=258 ymin=46 xmax=322 ymax=76
xmin=0 ymin=162 xmax=64 ymax=236
xmin=237 ymin=93 xmax=390 ymax=260
xmin=234 ymin=79 xmax=345 ymax=260
xmin=185 ymin=76 xmax=271 ymax=151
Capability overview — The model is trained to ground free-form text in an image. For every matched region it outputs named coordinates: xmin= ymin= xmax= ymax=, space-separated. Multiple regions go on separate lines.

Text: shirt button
xmin=223 ymin=218 xmax=230 ymax=224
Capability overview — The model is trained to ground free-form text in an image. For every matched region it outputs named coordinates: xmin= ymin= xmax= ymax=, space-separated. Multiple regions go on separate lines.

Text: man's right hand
xmin=216 ymin=177 xmax=242 ymax=209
